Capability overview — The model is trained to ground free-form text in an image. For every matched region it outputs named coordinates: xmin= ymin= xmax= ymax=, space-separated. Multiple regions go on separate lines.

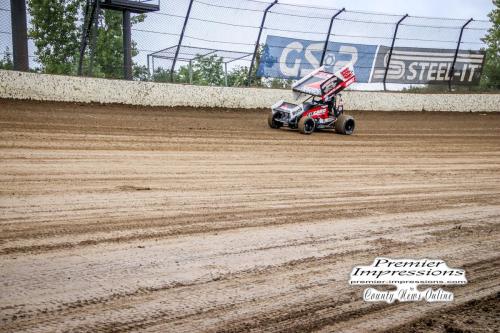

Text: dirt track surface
xmin=0 ymin=99 xmax=499 ymax=333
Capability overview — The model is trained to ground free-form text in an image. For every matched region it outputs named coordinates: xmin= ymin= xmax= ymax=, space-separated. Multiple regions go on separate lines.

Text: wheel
xmin=268 ymin=112 xmax=282 ymax=129
xmin=298 ymin=117 xmax=315 ymax=135
xmin=334 ymin=114 xmax=355 ymax=135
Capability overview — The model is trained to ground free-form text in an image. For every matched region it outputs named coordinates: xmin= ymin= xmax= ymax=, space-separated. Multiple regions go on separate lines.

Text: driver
xmin=323 ymin=95 xmax=335 ymax=116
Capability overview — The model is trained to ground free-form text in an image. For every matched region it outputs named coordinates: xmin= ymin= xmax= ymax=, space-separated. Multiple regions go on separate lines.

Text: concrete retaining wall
xmin=1 ymin=70 xmax=499 ymax=112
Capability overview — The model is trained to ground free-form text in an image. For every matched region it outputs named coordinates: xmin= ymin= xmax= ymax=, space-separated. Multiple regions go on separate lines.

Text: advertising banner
xmin=257 ymin=35 xmax=485 ymax=85
xmin=370 ymin=46 xmax=485 ymax=85
xmin=257 ymin=35 xmax=377 ymax=83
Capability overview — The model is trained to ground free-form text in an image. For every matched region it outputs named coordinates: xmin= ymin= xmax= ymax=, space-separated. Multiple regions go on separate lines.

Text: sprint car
xmin=268 ymin=63 xmax=356 ymax=135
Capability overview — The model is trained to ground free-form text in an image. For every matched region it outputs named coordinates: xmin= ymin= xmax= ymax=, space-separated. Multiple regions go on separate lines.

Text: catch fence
xmin=0 ymin=0 xmax=491 ymax=90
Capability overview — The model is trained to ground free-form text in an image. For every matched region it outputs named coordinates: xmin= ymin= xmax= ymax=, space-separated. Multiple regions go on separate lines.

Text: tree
xmin=227 ymin=66 xmax=248 ymax=87
xmin=193 ymin=55 xmax=224 ymax=86
xmin=28 ymin=0 xmax=80 ymax=74
xmin=152 ymin=67 xmax=174 ymax=82
xmin=161 ymin=57 xmax=288 ymax=88
xmin=92 ymin=10 xmax=145 ymax=79
xmin=133 ymin=65 xmax=149 ymax=81
xmin=176 ymin=63 xmax=201 ymax=84
xmin=482 ymin=0 xmax=500 ymax=89
xmin=28 ymin=0 xmax=145 ymax=78
xmin=0 ymin=48 xmax=13 ymax=70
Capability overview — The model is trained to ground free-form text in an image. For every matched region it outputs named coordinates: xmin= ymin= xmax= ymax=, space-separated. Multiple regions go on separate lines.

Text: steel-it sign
xmin=370 ymin=46 xmax=485 ymax=85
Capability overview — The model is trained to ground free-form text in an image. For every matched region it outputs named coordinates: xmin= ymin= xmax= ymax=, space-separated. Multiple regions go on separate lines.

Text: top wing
xmin=292 ymin=63 xmax=356 ymax=99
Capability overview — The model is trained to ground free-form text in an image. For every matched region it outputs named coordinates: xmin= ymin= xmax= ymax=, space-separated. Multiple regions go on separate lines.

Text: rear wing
xmin=292 ymin=63 xmax=356 ymax=100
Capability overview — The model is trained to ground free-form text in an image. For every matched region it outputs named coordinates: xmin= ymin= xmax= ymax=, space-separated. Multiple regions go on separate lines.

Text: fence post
xmin=247 ymin=0 xmax=278 ymax=86
xmin=147 ymin=55 xmax=151 ymax=76
xmin=78 ymin=0 xmax=98 ymax=76
xmin=224 ymin=62 xmax=228 ymax=86
xmin=320 ymin=8 xmax=345 ymax=67
xmin=89 ymin=0 xmax=99 ymax=76
xmin=170 ymin=0 xmax=195 ymax=82
xmin=449 ymin=18 xmax=473 ymax=91
xmin=383 ymin=14 xmax=408 ymax=91
xmin=123 ymin=10 xmax=132 ymax=80
xmin=10 ymin=0 xmax=29 ymax=71
xmin=189 ymin=60 xmax=193 ymax=84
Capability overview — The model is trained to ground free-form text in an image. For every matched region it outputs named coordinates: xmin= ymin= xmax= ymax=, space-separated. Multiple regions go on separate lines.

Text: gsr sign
xmin=257 ymin=35 xmax=377 ymax=82
xmin=278 ymin=42 xmax=357 ymax=77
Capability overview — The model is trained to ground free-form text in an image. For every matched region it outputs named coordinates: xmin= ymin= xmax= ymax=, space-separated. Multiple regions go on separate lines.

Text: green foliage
xmin=92 ymin=10 xmax=145 ymax=79
xmin=27 ymin=0 xmax=145 ymax=79
xmin=165 ymin=55 xmax=225 ymax=86
xmin=267 ymin=78 xmax=294 ymax=89
xmin=227 ymin=66 xmax=248 ymax=87
xmin=152 ymin=67 xmax=173 ymax=82
xmin=0 ymin=48 xmax=13 ymax=70
xmin=25 ymin=1 xmax=262 ymax=86
xmin=482 ymin=0 xmax=500 ymax=89
xmin=133 ymin=65 xmax=150 ymax=81
xmin=151 ymin=55 xmax=292 ymax=89
xmin=192 ymin=55 xmax=224 ymax=86
xmin=151 ymin=66 xmax=196 ymax=83
xmin=176 ymin=63 xmax=201 ymax=84
xmin=28 ymin=0 xmax=80 ymax=74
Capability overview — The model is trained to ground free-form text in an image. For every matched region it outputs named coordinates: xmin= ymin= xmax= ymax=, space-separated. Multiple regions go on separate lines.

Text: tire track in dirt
xmin=1 ymin=191 xmax=498 ymax=255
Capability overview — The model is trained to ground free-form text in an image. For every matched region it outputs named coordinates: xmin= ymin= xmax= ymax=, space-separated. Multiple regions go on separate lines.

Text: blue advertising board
xmin=257 ymin=35 xmax=377 ymax=83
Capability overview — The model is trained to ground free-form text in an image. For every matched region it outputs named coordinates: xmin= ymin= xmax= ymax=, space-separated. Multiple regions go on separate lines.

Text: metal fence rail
xmin=0 ymin=0 xmax=491 ymax=91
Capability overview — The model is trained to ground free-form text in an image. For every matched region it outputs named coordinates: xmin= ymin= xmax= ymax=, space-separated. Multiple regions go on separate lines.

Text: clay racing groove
xmin=0 ymin=100 xmax=499 ymax=332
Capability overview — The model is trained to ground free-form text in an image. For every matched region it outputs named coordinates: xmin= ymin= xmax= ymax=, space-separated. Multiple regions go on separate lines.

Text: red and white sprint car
xmin=268 ymin=63 xmax=356 ymax=135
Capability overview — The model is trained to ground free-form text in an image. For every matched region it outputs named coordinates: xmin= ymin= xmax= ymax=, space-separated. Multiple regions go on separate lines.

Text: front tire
xmin=268 ymin=112 xmax=282 ymax=129
xmin=298 ymin=117 xmax=315 ymax=135
xmin=335 ymin=114 xmax=355 ymax=135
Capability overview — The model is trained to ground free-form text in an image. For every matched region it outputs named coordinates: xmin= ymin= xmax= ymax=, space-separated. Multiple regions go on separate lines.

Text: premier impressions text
xmin=351 ymin=258 xmax=465 ymax=280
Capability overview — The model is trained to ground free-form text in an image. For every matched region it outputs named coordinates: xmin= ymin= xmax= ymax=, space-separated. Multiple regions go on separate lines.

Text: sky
xmin=280 ymin=0 xmax=494 ymax=21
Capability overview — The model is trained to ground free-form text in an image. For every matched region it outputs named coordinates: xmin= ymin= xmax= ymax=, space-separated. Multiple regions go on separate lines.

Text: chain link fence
xmin=0 ymin=0 xmax=492 ymax=91
xmin=0 ymin=5 xmax=13 ymax=66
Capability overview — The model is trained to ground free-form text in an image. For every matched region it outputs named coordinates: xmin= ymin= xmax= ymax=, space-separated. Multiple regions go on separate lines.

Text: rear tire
xmin=268 ymin=112 xmax=282 ymax=129
xmin=335 ymin=114 xmax=355 ymax=135
xmin=298 ymin=117 xmax=315 ymax=135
